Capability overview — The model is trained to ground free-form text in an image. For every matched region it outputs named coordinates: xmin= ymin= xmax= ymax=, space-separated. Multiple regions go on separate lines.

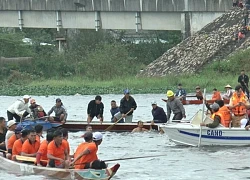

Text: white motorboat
xmin=160 ymin=110 xmax=250 ymax=146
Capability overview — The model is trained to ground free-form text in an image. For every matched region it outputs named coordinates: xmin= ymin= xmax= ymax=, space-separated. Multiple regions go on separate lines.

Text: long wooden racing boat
xmin=0 ymin=155 xmax=120 ymax=180
xmin=62 ymin=121 xmax=160 ymax=132
xmin=162 ymin=99 xmax=230 ymax=105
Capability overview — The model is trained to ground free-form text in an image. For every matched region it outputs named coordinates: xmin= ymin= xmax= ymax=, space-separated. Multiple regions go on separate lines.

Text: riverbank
xmin=0 ymin=69 xmax=238 ymax=96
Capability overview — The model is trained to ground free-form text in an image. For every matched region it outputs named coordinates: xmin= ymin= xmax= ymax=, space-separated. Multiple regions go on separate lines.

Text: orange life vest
xmin=231 ymin=92 xmax=247 ymax=116
xmin=211 ymin=111 xmax=230 ymax=127
xmin=218 ymin=106 xmax=231 ymax=127
xmin=212 ymin=91 xmax=222 ymax=100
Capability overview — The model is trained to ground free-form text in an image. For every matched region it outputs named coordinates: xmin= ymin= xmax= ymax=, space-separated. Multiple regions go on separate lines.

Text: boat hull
xmin=18 ymin=120 xmax=62 ymax=131
xmin=62 ymin=122 xmax=160 ymax=132
xmin=0 ymin=156 xmax=120 ymax=180
xmin=162 ymin=99 xmax=229 ymax=105
xmin=160 ymin=123 xmax=250 ymax=146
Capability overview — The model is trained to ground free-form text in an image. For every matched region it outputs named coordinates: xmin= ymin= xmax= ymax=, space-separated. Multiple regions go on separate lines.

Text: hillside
xmin=138 ymin=9 xmax=249 ymax=77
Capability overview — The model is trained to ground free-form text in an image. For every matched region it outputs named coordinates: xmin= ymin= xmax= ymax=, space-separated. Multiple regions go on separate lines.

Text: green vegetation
xmin=0 ymin=28 xmax=247 ymax=95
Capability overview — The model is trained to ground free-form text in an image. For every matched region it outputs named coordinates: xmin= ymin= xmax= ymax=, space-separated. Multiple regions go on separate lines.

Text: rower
xmin=21 ymin=129 xmax=40 ymax=157
xmin=200 ymin=103 xmax=222 ymax=128
xmin=6 ymin=126 xmax=22 ymax=159
xmin=5 ymin=120 xmax=18 ymax=150
xmin=47 ymin=130 xmax=70 ymax=168
xmin=87 ymin=95 xmax=104 ymax=124
xmin=166 ymin=90 xmax=186 ymax=121
xmin=0 ymin=117 xmax=7 ymax=153
xmin=61 ymin=128 xmax=70 ymax=155
xmin=71 ymin=132 xmax=104 ymax=169
xmin=175 ymin=83 xmax=186 ymax=101
xmin=7 ymin=95 xmax=32 ymax=122
xmin=35 ymin=124 xmax=43 ymax=143
xmin=132 ymin=121 xmax=149 ymax=133
xmin=47 ymin=98 xmax=67 ymax=124
xmin=12 ymin=130 xmax=29 ymax=161
xmin=113 ymin=89 xmax=137 ymax=123
xmin=110 ymin=100 xmax=123 ymax=123
xmin=36 ymin=130 xmax=54 ymax=166
xmin=228 ymin=85 xmax=250 ymax=127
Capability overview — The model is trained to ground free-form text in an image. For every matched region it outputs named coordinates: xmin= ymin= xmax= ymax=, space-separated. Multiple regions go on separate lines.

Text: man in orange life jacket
xmin=200 ymin=103 xmax=221 ymax=128
xmin=228 ymin=85 xmax=250 ymax=127
xmin=215 ymin=100 xmax=232 ymax=127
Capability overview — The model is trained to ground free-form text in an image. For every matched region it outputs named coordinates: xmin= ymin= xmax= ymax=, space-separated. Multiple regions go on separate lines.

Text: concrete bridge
xmin=0 ymin=0 xmax=232 ymax=38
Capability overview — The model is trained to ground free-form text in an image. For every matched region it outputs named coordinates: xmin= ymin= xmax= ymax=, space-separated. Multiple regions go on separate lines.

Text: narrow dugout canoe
xmin=162 ymin=99 xmax=230 ymax=105
xmin=62 ymin=122 xmax=160 ymax=132
xmin=0 ymin=155 xmax=120 ymax=180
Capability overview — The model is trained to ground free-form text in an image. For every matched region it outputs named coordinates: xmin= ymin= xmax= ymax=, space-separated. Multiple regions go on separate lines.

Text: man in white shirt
xmin=7 ymin=95 xmax=32 ymax=122
xmin=5 ymin=120 xmax=18 ymax=149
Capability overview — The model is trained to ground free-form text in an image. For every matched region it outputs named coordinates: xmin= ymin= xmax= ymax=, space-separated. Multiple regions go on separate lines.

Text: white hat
xmin=23 ymin=95 xmax=31 ymax=99
xmin=7 ymin=120 xmax=17 ymax=128
xmin=224 ymin=84 xmax=232 ymax=88
xmin=241 ymin=119 xmax=248 ymax=128
xmin=93 ymin=132 xmax=103 ymax=141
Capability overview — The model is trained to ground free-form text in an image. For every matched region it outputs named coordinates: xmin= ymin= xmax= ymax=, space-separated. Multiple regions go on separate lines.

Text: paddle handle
xmin=104 ymin=109 xmax=133 ymax=131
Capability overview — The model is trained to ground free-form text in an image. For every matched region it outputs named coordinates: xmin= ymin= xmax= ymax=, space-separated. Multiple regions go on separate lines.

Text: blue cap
xmin=124 ymin=89 xmax=130 ymax=94
xmin=15 ymin=125 xmax=23 ymax=134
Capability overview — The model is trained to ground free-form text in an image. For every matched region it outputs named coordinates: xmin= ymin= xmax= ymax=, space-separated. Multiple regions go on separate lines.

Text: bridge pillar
xmin=95 ymin=11 xmax=101 ymax=31
xmin=135 ymin=12 xmax=142 ymax=33
xmin=181 ymin=13 xmax=191 ymax=40
xmin=18 ymin=11 xmax=23 ymax=31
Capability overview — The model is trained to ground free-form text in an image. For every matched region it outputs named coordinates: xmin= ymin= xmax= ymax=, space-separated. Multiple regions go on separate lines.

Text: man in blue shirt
xmin=110 ymin=100 xmax=124 ymax=123
xmin=175 ymin=84 xmax=186 ymax=100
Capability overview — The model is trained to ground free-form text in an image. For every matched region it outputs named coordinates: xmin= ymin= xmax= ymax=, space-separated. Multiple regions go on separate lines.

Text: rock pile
xmin=138 ymin=9 xmax=244 ymax=77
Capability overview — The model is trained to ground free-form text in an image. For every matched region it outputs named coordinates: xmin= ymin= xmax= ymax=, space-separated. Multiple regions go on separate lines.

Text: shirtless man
xmin=132 ymin=121 xmax=149 ymax=133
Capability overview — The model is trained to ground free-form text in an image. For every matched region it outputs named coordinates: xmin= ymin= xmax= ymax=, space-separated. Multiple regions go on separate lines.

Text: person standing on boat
xmin=36 ymin=131 xmax=54 ymax=166
xmin=238 ymin=70 xmax=249 ymax=98
xmin=110 ymin=100 xmax=123 ymax=123
xmin=0 ymin=117 xmax=7 ymax=152
xmin=114 ymin=89 xmax=137 ymax=123
xmin=21 ymin=129 xmax=40 ymax=157
xmin=12 ymin=129 xmax=29 ymax=161
xmin=7 ymin=95 xmax=32 ymax=122
xmin=175 ymin=84 xmax=186 ymax=101
xmin=200 ymin=103 xmax=223 ymax=128
xmin=132 ymin=121 xmax=149 ymax=133
xmin=151 ymin=101 xmax=167 ymax=124
xmin=195 ymin=86 xmax=203 ymax=100
xmin=228 ymin=85 xmax=250 ymax=127
xmin=47 ymin=130 xmax=70 ymax=168
xmin=87 ymin=95 xmax=104 ymax=124
xmin=47 ymin=98 xmax=67 ymax=124
xmin=29 ymin=99 xmax=47 ymax=119
xmin=166 ymin=90 xmax=186 ymax=121
xmin=222 ymin=84 xmax=234 ymax=100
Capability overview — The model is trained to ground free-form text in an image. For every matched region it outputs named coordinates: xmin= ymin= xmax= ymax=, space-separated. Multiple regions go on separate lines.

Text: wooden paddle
xmin=73 ymin=154 xmax=166 ymax=166
xmin=104 ymin=109 xmax=133 ymax=131
xmin=15 ymin=155 xmax=47 ymax=163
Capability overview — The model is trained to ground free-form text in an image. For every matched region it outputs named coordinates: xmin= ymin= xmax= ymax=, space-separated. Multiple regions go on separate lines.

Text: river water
xmin=1 ymin=94 xmax=249 ymax=180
